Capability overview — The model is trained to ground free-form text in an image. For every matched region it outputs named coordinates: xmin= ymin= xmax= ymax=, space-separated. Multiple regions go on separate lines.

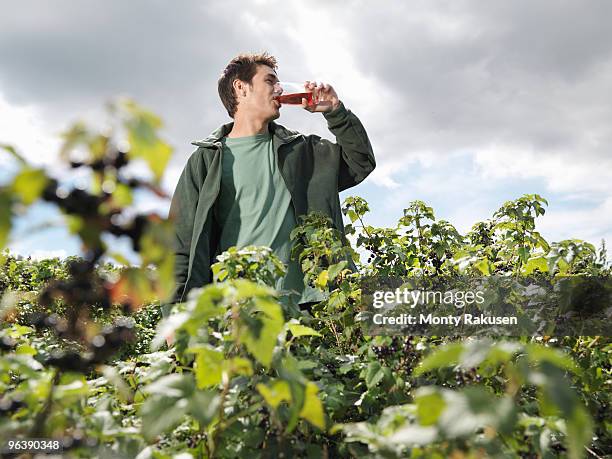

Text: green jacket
xmin=166 ymin=102 xmax=375 ymax=313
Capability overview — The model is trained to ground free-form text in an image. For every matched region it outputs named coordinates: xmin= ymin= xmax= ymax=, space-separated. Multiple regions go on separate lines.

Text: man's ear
xmin=233 ymin=79 xmax=248 ymax=98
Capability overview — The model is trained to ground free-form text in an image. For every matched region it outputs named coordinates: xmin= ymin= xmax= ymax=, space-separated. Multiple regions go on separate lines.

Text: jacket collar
xmin=191 ymin=121 xmax=301 ymax=148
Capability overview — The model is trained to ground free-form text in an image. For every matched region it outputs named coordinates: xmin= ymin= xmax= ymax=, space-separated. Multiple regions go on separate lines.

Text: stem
xmin=415 ymin=216 xmax=425 ymax=268
xmin=586 ymin=336 xmax=600 ymax=349
xmin=231 ymin=301 xmax=241 ymax=347
xmin=328 ymin=320 xmax=342 ymax=350
xmin=209 ymin=372 xmax=231 ymax=458
xmin=357 ymin=215 xmax=373 ymax=239
xmin=273 ymin=410 xmax=285 ymax=446
xmin=206 ymin=300 xmax=246 ymax=456
xmin=356 ymin=214 xmax=377 ymax=266
xmin=31 ymin=369 xmax=61 ymax=437
xmin=516 ymin=204 xmax=532 ymax=276
xmin=585 ymin=445 xmax=603 ymax=458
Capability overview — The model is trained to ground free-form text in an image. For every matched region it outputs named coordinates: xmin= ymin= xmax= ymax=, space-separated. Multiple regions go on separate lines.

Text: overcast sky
xmin=1 ymin=0 xmax=611 ymax=260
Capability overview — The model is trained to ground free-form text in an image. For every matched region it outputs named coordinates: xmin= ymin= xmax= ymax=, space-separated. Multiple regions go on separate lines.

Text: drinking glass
xmin=273 ymin=82 xmax=318 ymax=106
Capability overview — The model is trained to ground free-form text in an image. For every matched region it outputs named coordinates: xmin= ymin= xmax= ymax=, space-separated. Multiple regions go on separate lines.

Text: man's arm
xmin=162 ymin=151 xmax=205 ymax=317
xmin=302 ymin=82 xmax=376 ymax=191
xmin=323 ymin=101 xmax=376 ymax=191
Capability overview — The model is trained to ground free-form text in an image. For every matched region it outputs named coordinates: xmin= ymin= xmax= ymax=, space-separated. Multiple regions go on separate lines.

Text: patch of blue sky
xmin=341 ymin=151 xmax=610 ymax=248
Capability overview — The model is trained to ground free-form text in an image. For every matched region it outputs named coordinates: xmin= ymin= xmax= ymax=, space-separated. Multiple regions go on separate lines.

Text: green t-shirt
xmin=215 ymin=133 xmax=315 ymax=303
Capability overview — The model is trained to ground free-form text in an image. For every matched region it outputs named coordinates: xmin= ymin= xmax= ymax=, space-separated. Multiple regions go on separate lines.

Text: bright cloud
xmin=1 ymin=0 xmax=611 ymax=254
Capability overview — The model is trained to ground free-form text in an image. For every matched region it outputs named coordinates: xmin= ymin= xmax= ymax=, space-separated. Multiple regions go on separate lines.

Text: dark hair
xmin=218 ymin=52 xmax=278 ymax=118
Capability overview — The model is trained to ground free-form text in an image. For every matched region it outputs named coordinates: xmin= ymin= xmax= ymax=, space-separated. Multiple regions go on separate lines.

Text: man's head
xmin=218 ymin=52 xmax=281 ymax=120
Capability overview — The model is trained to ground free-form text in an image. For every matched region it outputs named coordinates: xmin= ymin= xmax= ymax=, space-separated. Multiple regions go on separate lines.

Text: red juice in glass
xmin=275 ymin=91 xmax=313 ymax=105
xmin=274 ymin=82 xmax=317 ymax=106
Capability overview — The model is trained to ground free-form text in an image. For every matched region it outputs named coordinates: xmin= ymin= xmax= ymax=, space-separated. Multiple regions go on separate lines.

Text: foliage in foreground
xmin=0 ymin=102 xmax=610 ymax=458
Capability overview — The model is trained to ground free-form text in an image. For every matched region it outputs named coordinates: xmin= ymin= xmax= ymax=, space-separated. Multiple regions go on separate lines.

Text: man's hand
xmin=302 ymin=81 xmax=340 ymax=113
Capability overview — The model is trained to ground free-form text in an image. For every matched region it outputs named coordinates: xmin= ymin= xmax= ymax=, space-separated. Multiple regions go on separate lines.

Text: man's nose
xmin=274 ymin=83 xmax=282 ymax=95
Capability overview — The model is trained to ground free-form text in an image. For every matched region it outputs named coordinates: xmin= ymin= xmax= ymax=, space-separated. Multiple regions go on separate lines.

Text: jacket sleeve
xmin=323 ymin=101 xmax=376 ymax=192
xmin=163 ymin=150 xmax=205 ymax=316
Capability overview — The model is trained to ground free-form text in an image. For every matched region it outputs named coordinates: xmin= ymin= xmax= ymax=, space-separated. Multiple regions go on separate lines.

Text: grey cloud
xmin=0 ymin=0 xmax=305 ymax=161
xmin=2 ymin=2 xmax=215 ymax=102
xmin=2 ymin=0 xmax=612 ymax=177
xmin=342 ymin=0 xmax=612 ymax=157
xmin=1 ymin=0 xmax=611 ymax=250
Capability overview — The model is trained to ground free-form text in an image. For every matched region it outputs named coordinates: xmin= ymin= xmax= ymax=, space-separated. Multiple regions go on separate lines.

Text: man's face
xmin=236 ymin=65 xmax=281 ymax=121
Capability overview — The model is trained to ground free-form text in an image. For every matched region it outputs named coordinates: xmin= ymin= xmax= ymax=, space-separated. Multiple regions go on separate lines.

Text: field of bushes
xmin=0 ymin=102 xmax=609 ymax=458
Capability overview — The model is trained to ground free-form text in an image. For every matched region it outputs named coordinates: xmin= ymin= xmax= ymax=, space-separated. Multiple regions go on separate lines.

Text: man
xmin=165 ymin=52 xmax=375 ymax=316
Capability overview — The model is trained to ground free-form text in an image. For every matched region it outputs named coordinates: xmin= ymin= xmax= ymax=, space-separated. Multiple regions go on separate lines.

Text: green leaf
xmin=315 ymin=270 xmax=329 ymax=289
xmin=474 ymin=258 xmax=491 ymax=275
xmin=414 ymin=387 xmax=517 ymax=440
xmin=6 ymin=324 xmax=34 ymax=338
xmin=140 ymin=395 xmax=189 ymax=440
xmin=188 ymin=390 xmax=220 ymax=428
xmin=66 ymin=214 xmax=84 ymax=233
xmin=191 ymin=285 xmax=228 ymax=321
xmin=517 ymin=246 xmax=530 ymax=264
xmin=193 ymin=346 xmax=224 ymax=388
xmin=328 ymin=261 xmax=347 ymax=280
xmin=365 ymin=361 xmax=385 ymax=388
xmin=240 ymin=296 xmax=283 ymax=368
xmin=55 ymin=376 xmax=89 ymax=399
xmin=414 ymin=343 xmax=463 ymax=375
xmin=387 ymin=424 xmax=438 ymax=446
xmin=211 ymin=262 xmax=226 ymax=282
xmin=11 ymin=168 xmax=47 ymax=205
xmin=288 ymin=323 xmax=322 ymax=338
xmin=525 ymin=344 xmax=579 ymax=374
xmin=138 ymin=219 xmax=175 ymax=302
xmin=523 ymin=256 xmax=548 ymax=274
xmin=537 ymin=363 xmax=592 ymax=459
xmin=152 ymin=312 xmax=190 ymax=350
xmin=478 ymin=341 xmax=521 ymax=368
xmin=140 ymin=374 xmax=197 ymax=439
xmin=257 ymin=380 xmax=292 ymax=409
xmin=111 ymin=183 xmax=133 ymax=207
xmin=234 ymin=279 xmax=276 ymax=300
xmin=142 ymin=373 xmax=194 ymax=398
xmin=15 ymin=344 xmax=36 ymax=355
xmin=433 ymin=244 xmax=445 ymax=259
xmin=565 ymin=404 xmax=593 ymax=459
xmin=299 ymin=381 xmax=325 ymax=430
xmin=416 ymin=390 xmax=446 ymax=425
xmin=122 ymin=100 xmax=172 ymax=182
xmin=100 ymin=365 xmax=133 ymax=402
xmin=224 ymin=357 xmax=253 ymax=377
